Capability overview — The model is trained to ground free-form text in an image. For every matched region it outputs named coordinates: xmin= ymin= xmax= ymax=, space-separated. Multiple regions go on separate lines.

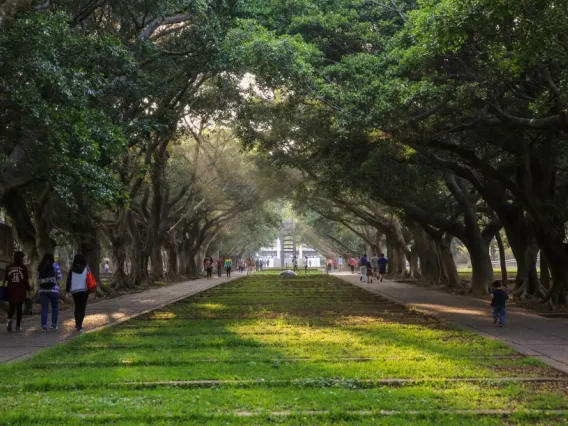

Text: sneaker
xmin=50 ymin=325 xmax=58 ymax=331
xmin=76 ymin=327 xmax=84 ymax=333
xmin=6 ymin=321 xmax=12 ymax=333
xmin=499 ymin=324 xmax=504 ymax=327
xmin=15 ymin=325 xmax=22 ymax=332
xmin=41 ymin=327 xmax=48 ymax=332
xmin=493 ymin=317 xmax=498 ymax=325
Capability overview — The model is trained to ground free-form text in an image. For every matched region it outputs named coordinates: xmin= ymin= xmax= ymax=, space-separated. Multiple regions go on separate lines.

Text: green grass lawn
xmin=0 ymin=275 xmax=567 ymax=425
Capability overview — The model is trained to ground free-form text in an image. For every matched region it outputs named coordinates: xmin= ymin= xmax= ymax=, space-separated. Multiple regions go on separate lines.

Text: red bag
xmin=86 ymin=271 xmax=97 ymax=293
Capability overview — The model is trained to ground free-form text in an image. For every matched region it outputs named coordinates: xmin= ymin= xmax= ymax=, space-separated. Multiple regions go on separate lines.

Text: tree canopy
xmin=2 ymin=0 xmax=568 ymax=304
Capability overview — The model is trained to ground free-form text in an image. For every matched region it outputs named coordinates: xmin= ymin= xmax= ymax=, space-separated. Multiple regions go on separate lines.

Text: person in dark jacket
xmin=216 ymin=258 xmax=223 ymax=278
xmin=37 ymin=253 xmax=62 ymax=331
xmin=377 ymin=254 xmax=389 ymax=282
xmin=491 ymin=280 xmax=509 ymax=327
xmin=65 ymin=254 xmax=90 ymax=332
xmin=5 ymin=251 xmax=30 ymax=332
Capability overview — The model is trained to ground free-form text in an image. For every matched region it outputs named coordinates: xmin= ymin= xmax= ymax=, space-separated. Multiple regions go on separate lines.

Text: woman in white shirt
xmin=65 ymin=255 xmax=90 ymax=332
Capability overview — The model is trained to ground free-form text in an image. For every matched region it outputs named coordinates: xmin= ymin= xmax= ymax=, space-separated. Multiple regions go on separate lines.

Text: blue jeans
xmin=493 ymin=306 xmax=506 ymax=325
xmin=40 ymin=292 xmax=59 ymax=328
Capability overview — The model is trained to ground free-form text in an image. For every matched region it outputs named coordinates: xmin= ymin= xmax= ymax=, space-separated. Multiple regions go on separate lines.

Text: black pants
xmin=226 ymin=267 xmax=231 ymax=277
xmin=72 ymin=292 xmax=89 ymax=330
xmin=206 ymin=267 xmax=213 ymax=279
xmin=8 ymin=302 xmax=23 ymax=326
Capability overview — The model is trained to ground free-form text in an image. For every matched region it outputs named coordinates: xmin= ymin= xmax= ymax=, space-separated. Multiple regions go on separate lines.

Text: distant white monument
xmin=256 ymin=219 xmax=322 ymax=268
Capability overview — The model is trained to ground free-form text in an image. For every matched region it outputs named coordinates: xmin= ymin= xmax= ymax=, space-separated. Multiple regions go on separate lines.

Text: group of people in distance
xmin=344 ymin=253 xmax=388 ymax=283
xmin=202 ymin=256 xmax=275 ymax=278
xmin=203 ymin=255 xmax=234 ymax=279
xmin=3 ymin=251 xmax=95 ymax=333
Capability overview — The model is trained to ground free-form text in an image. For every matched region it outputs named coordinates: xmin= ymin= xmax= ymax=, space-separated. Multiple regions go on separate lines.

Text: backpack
xmin=38 ymin=268 xmax=57 ymax=290
xmin=86 ymin=271 xmax=97 ymax=293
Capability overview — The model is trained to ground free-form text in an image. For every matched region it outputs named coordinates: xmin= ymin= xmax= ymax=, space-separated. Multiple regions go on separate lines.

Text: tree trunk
xmin=499 ymin=210 xmax=546 ymax=298
xmin=467 ymin=243 xmax=494 ymax=295
xmin=495 ymin=231 xmax=508 ymax=284
xmin=438 ymin=236 xmax=462 ymax=289
xmin=110 ymin=234 xmax=131 ymax=289
xmin=78 ymin=225 xmax=101 ymax=282
xmin=412 ymin=227 xmax=440 ymax=285
xmin=545 ymin=252 xmax=568 ymax=305
xmin=184 ymin=255 xmax=199 ymax=277
xmin=513 ymin=243 xmax=544 ymax=299
xmin=415 ymin=225 xmax=462 ymax=289
xmin=130 ymin=247 xmax=150 ymax=286
xmin=408 ymin=246 xmax=420 ymax=280
xmin=178 ymin=244 xmax=188 ymax=277
xmin=166 ymin=238 xmax=179 ymax=276
xmin=540 ymin=250 xmax=550 ymax=290
xmin=150 ymin=244 xmax=164 ymax=281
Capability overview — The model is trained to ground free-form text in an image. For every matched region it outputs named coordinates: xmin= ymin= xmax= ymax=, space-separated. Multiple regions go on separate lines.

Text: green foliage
xmin=0 ymin=10 xmax=128 ymax=205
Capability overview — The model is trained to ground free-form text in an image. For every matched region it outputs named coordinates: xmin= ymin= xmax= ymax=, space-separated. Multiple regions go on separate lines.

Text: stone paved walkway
xmin=334 ymin=272 xmax=568 ymax=374
xmin=0 ymin=274 xmax=241 ymax=363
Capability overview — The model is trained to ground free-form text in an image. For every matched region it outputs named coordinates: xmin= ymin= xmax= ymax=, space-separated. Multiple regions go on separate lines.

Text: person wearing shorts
xmin=377 ymin=253 xmax=388 ymax=282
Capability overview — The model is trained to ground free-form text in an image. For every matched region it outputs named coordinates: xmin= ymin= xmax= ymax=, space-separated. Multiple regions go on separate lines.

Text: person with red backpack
xmin=65 ymin=254 xmax=92 ymax=332
xmin=5 ymin=251 xmax=30 ymax=332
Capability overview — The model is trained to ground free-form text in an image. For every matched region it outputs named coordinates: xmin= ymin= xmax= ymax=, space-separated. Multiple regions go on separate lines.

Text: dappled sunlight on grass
xmin=149 ymin=311 xmax=177 ymax=320
xmin=190 ymin=302 xmax=228 ymax=311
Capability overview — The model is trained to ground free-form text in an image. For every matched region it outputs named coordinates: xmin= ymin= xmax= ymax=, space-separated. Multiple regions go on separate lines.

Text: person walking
xmin=377 ymin=253 xmax=389 ymax=282
xmin=304 ymin=256 xmax=309 ymax=274
xmin=216 ymin=258 xmax=223 ymax=278
xmin=337 ymin=257 xmax=343 ymax=271
xmin=491 ymin=280 xmax=509 ymax=327
xmin=37 ymin=253 xmax=62 ymax=331
xmin=203 ymin=255 xmax=213 ymax=280
xmin=225 ymin=256 xmax=233 ymax=278
xmin=359 ymin=254 xmax=368 ymax=282
xmin=5 ymin=251 xmax=30 ymax=332
xmin=348 ymin=256 xmax=357 ymax=274
xmin=326 ymin=257 xmax=332 ymax=274
xmin=366 ymin=261 xmax=374 ymax=283
xmin=65 ymin=255 xmax=91 ymax=332
xmin=370 ymin=253 xmax=379 ymax=278
xmin=293 ymin=256 xmax=298 ymax=272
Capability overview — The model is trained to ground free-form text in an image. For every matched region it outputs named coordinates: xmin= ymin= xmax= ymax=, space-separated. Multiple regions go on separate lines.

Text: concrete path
xmin=0 ymin=274 xmax=241 ymax=363
xmin=334 ymin=272 xmax=568 ymax=374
